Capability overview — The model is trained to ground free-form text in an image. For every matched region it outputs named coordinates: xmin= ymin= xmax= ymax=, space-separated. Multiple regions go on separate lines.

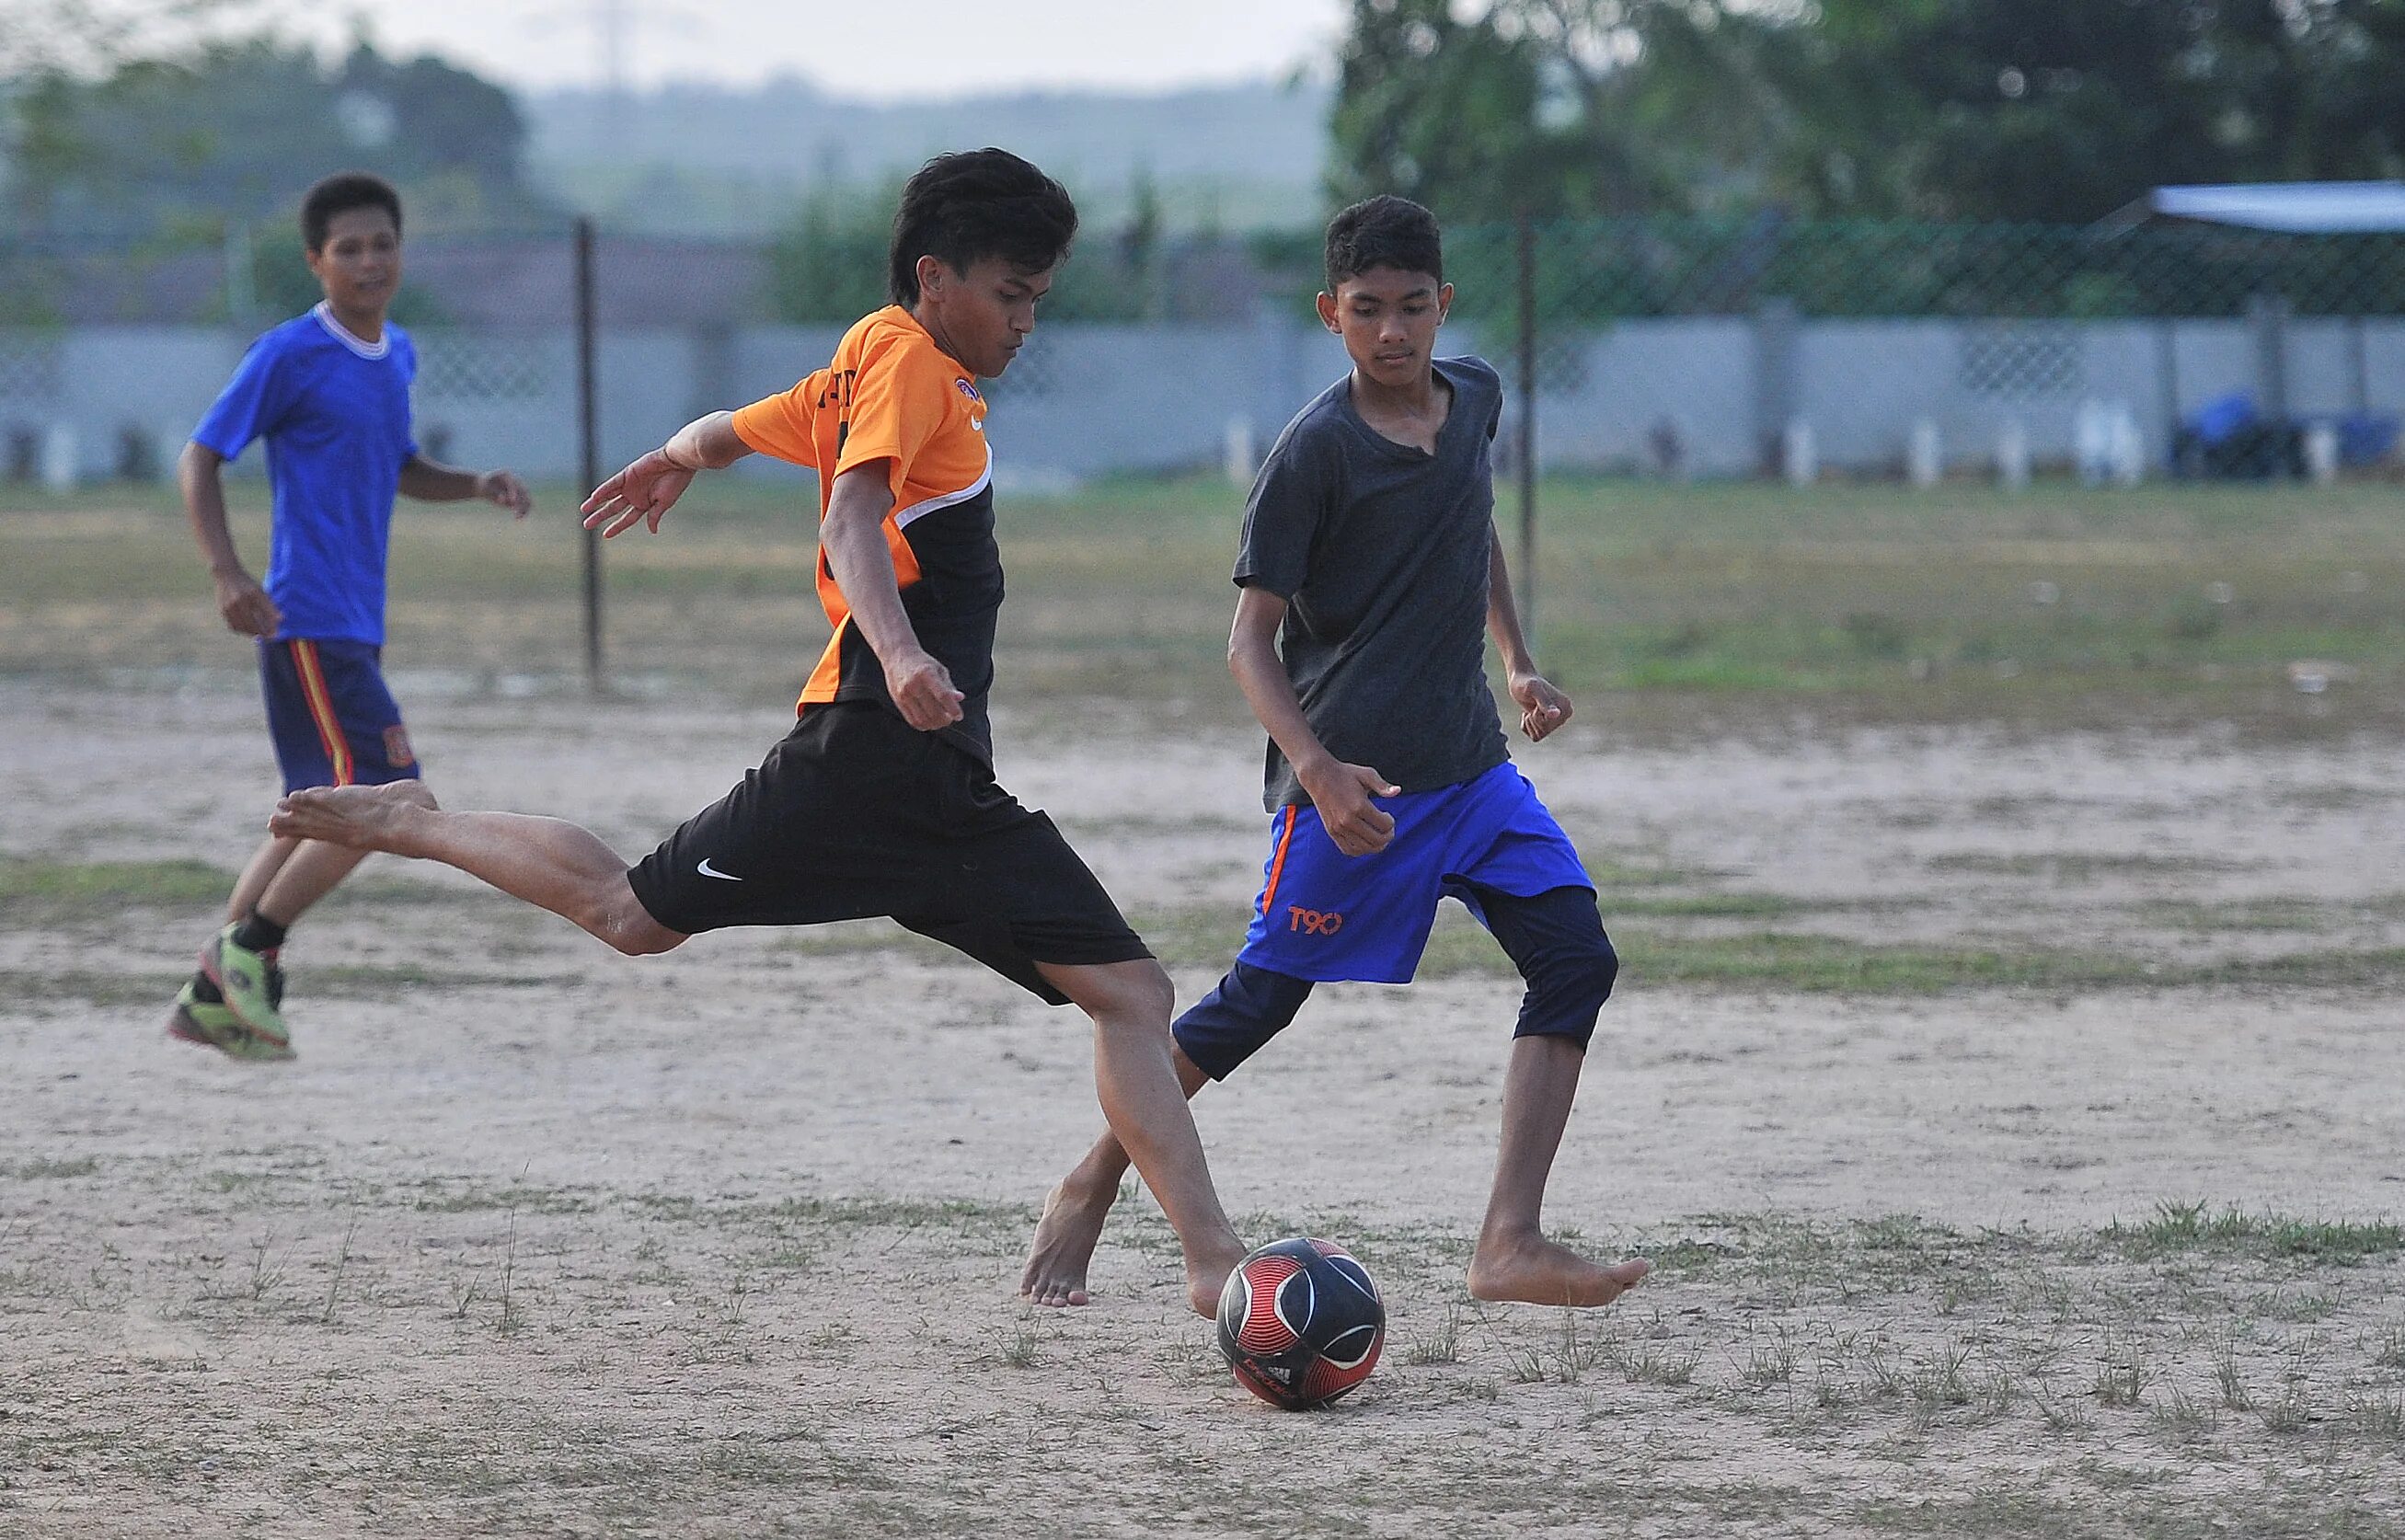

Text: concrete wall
xmin=5 ymin=314 xmax=2400 ymax=487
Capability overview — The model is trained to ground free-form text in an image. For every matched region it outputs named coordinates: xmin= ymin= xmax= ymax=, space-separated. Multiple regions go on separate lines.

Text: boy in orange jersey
xmin=271 ymin=149 xmax=1249 ymax=1319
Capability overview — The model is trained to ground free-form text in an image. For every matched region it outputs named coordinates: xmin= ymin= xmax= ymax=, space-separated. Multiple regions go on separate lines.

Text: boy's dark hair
xmin=1324 ymin=195 xmax=1444 ymax=293
xmin=301 ymin=172 xmax=403 ymax=253
xmin=889 ymin=149 xmax=1078 ymax=305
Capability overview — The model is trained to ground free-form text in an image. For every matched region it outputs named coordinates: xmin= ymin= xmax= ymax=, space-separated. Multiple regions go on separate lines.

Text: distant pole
xmin=575 ymin=217 xmax=604 ymax=695
xmin=1515 ymin=211 xmax=1539 ymax=652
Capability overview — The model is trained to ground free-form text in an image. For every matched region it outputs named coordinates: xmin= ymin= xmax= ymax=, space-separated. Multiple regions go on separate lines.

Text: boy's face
xmin=306 ymin=206 xmax=402 ymax=316
xmin=915 ymin=254 xmax=1053 ymax=379
xmin=1318 ymin=266 xmax=1452 ymax=391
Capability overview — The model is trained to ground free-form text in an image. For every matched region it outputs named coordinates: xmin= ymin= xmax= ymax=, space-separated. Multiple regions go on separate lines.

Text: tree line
xmin=1329 ymin=0 xmax=2405 ymax=225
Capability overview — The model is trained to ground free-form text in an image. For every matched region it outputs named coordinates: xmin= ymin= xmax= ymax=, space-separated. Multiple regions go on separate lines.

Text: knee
xmin=619 ymin=922 xmax=685 ymax=958
xmin=1576 ymin=934 xmax=1620 ymax=1006
xmin=1518 ymin=935 xmax=1617 ymax=1049
xmin=1071 ymin=959 xmax=1176 ymax=1029
xmin=600 ymin=893 xmax=685 ymax=957
xmin=1111 ymin=960 xmax=1177 ymax=1026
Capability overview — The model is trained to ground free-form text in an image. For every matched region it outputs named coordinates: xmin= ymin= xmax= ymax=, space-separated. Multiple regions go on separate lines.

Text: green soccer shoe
xmin=167 ymin=978 xmax=294 ymax=1062
xmin=199 ymin=925 xmax=293 ymax=1058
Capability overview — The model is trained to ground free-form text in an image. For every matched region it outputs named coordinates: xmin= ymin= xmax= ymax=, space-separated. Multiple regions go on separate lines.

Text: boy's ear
xmin=1315 ymin=291 xmax=1341 ymax=334
xmin=915 ymin=253 xmax=952 ymax=298
xmin=1437 ymin=282 xmax=1455 ymax=322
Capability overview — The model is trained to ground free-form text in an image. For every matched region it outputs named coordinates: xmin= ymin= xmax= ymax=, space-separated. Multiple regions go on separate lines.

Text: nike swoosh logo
xmin=696 ymin=858 xmax=742 ymax=881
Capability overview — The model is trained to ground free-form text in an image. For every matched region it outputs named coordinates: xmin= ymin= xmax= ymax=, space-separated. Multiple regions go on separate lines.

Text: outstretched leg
xmin=270 ymin=782 xmax=683 ymax=956
xmin=1033 ymin=958 xmax=1249 ymax=1320
xmin=1459 ymin=884 xmax=1650 ymax=1308
xmin=1021 ymin=960 xmax=1311 ymax=1308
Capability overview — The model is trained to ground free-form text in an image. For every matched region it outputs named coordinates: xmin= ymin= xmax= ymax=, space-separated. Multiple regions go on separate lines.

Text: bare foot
xmin=1019 ymin=1181 xmax=1116 ymax=1307
xmin=270 ymin=781 xmax=438 ymax=851
xmin=1185 ymin=1237 xmax=1247 ymax=1322
xmin=1467 ymin=1235 xmax=1651 ymax=1308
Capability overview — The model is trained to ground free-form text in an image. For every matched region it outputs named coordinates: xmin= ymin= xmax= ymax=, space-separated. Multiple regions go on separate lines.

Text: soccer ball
xmin=1215 ymin=1236 xmax=1385 ymax=1409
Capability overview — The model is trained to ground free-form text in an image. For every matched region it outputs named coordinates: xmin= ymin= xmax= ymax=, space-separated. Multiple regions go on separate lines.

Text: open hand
xmin=1510 ymin=671 xmax=1572 ymax=742
xmin=478 ymin=469 xmax=532 ymax=519
xmin=581 ymin=448 xmax=696 ymax=536
xmin=886 ymin=649 xmax=965 ymax=731
xmin=1299 ymin=759 xmax=1399 ymax=856
xmin=213 ymin=569 xmax=281 ymax=638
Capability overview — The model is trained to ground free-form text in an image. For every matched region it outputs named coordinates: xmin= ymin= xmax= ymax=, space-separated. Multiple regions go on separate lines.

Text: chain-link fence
xmin=7 ymin=210 xmax=2405 ymax=698
xmin=1444 ymin=215 xmax=2405 ymax=325
xmin=5 ymin=212 xmax=2401 ymax=491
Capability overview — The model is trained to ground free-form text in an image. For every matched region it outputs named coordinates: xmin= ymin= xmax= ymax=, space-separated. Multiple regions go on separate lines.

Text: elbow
xmin=1226 ymin=635 xmax=1265 ymax=680
xmin=177 ymin=441 xmax=223 ymax=496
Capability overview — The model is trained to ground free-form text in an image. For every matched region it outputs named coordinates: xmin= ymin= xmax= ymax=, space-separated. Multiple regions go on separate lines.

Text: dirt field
xmin=6 ymin=659 xmax=2405 ymax=1537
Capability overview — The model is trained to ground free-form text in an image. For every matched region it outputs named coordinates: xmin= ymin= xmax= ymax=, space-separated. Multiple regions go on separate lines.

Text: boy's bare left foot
xmin=1467 ymin=1235 xmax=1651 ymax=1308
xmin=1019 ymin=1181 xmax=1116 ymax=1307
xmin=269 ymin=781 xmax=438 ymax=851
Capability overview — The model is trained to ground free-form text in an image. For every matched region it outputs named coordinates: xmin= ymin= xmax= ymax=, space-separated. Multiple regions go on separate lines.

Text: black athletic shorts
xmin=626 ymin=701 xmax=1149 ymax=1005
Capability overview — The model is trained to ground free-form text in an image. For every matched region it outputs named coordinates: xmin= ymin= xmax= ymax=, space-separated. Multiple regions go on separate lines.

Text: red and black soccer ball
xmin=1215 ymin=1236 xmax=1385 ymax=1409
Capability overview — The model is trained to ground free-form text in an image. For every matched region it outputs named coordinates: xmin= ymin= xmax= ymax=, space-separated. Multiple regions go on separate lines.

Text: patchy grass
xmin=2105 ymin=1201 xmax=2405 ymax=1265
xmin=0 ymin=969 xmax=191 ymax=1008
xmin=13 ymin=1165 xmax=2405 ymax=1533
xmin=3 ymin=1156 xmax=98 ymax=1179
xmin=0 ymin=855 xmax=233 ymax=923
xmin=11 ymin=477 xmax=2405 ymax=732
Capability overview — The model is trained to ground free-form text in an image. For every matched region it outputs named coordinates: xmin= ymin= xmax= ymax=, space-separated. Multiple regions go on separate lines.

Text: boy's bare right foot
xmin=1019 ymin=1181 xmax=1117 ymax=1307
xmin=1467 ymin=1235 xmax=1651 ymax=1308
xmin=1186 ymin=1238 xmax=1248 ymax=1322
xmin=269 ymin=781 xmax=438 ymax=852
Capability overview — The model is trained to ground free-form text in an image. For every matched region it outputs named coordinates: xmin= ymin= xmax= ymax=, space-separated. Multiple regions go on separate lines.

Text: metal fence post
xmin=1753 ymin=296 xmax=1800 ymax=478
xmin=1515 ymin=211 xmax=1538 ymax=654
xmin=2249 ymin=290 xmax=2292 ymax=422
xmin=575 ymin=217 xmax=604 ymax=696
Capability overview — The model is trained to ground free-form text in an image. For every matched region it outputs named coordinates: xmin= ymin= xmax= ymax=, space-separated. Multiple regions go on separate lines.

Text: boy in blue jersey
xmin=169 ymin=171 xmax=530 ymax=1061
xmin=1023 ymin=196 xmax=1651 ymax=1311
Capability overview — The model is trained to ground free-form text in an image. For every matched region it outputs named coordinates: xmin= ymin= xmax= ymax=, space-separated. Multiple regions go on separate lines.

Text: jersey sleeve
xmin=730 ymin=369 xmax=831 ymax=469
xmin=1232 ymin=425 xmax=1337 ymax=599
xmin=191 ymin=333 xmax=295 ymax=462
xmin=832 ymin=338 xmax=955 ymax=492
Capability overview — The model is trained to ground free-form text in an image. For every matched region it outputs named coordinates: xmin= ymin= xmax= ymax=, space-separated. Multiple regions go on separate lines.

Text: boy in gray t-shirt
xmin=1024 ymin=195 xmax=1649 ymax=1313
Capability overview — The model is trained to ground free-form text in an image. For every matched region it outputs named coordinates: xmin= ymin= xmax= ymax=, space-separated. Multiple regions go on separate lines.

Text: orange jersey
xmin=731 ymin=305 xmax=1001 ymax=757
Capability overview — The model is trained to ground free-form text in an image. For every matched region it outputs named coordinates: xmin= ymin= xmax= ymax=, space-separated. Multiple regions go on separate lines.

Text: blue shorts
xmin=1237 ymin=761 xmax=1592 ymax=983
xmin=259 ymin=638 xmax=420 ymax=794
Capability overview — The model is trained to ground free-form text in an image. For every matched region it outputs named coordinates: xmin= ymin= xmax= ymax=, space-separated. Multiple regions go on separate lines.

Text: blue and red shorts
xmin=258 ymin=637 xmax=420 ymax=794
xmin=1236 ymin=761 xmax=1593 ymax=983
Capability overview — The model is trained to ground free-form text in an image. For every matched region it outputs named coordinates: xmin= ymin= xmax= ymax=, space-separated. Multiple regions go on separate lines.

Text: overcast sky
xmin=259 ymin=0 xmax=1350 ymax=99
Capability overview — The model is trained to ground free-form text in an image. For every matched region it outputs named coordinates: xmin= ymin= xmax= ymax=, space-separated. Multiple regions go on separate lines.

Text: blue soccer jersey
xmin=192 ymin=303 xmax=419 ymax=645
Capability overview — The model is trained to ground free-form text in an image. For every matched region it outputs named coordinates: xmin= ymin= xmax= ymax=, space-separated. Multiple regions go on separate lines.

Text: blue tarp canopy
xmin=2132 ymin=182 xmax=2405 ymax=234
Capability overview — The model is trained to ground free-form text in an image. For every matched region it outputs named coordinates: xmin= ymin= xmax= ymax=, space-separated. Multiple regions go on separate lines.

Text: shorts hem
xmin=1020 ymin=940 xmax=1155 ymax=970
xmin=1231 ymin=948 xmax=1417 ymax=986
xmin=278 ymin=761 xmax=421 ymax=796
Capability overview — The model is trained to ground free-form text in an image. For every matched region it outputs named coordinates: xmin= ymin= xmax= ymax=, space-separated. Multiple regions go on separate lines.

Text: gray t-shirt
xmin=1234 ymin=355 xmax=1511 ymax=811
